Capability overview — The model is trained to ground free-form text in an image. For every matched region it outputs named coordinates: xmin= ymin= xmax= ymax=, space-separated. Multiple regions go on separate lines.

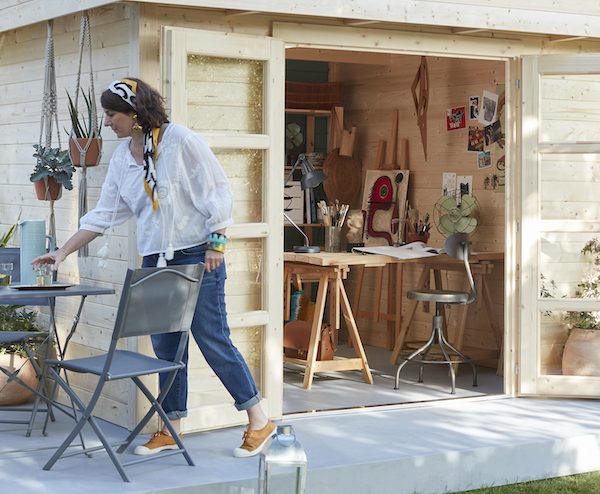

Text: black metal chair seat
xmin=45 ymin=350 xmax=184 ymax=380
xmin=0 ymin=331 xmax=47 ymax=345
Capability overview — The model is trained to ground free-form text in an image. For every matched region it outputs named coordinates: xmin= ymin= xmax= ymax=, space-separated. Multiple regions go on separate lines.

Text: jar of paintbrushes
xmin=318 ymin=200 xmax=349 ymax=252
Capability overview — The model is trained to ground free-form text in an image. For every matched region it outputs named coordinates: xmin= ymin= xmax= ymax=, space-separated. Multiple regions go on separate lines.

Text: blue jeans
xmin=143 ymin=244 xmax=261 ymax=419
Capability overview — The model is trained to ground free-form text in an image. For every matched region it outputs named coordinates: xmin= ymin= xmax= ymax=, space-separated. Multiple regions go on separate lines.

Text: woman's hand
xmin=204 ymin=249 xmax=224 ymax=273
xmin=32 ymin=249 xmax=67 ymax=271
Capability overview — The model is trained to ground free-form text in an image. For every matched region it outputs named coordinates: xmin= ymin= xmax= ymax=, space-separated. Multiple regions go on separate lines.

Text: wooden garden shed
xmin=2 ymin=0 xmax=600 ymax=434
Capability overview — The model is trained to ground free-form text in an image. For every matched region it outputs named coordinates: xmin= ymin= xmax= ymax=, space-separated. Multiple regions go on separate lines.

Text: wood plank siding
xmin=0 ymin=4 xmax=137 ymax=427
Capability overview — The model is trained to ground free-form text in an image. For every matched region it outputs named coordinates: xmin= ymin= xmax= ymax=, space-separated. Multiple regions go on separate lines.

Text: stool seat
xmin=407 ymin=289 xmax=470 ymax=304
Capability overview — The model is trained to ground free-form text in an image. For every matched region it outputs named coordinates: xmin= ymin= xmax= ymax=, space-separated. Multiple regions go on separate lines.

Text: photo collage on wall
xmin=464 ymin=87 xmax=505 ymax=191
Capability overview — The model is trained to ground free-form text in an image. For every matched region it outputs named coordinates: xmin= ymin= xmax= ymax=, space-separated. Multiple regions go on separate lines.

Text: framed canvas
xmin=362 ymin=170 xmax=409 ymax=246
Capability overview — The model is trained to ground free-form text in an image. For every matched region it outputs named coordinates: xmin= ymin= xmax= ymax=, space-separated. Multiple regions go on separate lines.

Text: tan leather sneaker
xmin=133 ymin=430 xmax=181 ymax=456
xmin=233 ymin=420 xmax=276 ymax=458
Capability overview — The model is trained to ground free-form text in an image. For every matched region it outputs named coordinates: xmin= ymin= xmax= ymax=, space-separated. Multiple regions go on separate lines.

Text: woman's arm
xmin=32 ymin=230 xmax=100 ymax=271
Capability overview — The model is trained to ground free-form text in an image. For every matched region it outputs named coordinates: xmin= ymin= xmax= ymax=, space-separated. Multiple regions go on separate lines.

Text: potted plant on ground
xmin=0 ymin=221 xmax=43 ymax=405
xmin=560 ymin=238 xmax=600 ymax=375
xmin=30 ymin=144 xmax=75 ymax=200
xmin=66 ymin=88 xmax=102 ymax=167
xmin=0 ymin=305 xmax=43 ymax=405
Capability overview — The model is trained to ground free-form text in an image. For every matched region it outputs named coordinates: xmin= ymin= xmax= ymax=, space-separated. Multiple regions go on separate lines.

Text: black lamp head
xmin=297 ymin=154 xmax=327 ymax=190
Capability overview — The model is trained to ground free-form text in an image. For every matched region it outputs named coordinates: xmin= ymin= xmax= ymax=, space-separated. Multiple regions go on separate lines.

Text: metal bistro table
xmin=0 ymin=283 xmax=115 ymax=434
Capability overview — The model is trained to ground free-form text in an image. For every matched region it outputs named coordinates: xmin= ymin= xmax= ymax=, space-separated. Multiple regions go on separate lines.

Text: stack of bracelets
xmin=207 ymin=232 xmax=227 ymax=253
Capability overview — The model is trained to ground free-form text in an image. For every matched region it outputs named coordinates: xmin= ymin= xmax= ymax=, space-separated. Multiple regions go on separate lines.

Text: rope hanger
xmin=72 ymin=11 xmax=100 ymax=257
xmin=38 ymin=19 xmax=60 ymax=243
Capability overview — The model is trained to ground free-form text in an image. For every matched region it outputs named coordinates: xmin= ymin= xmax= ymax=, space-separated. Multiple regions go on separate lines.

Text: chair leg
xmin=438 ymin=327 xmax=478 ymax=388
xmin=42 ymin=368 xmax=132 ymax=480
xmin=117 ymin=376 xmax=194 ymax=467
xmin=394 ymin=311 xmax=478 ymax=394
xmin=394 ymin=328 xmax=436 ymax=389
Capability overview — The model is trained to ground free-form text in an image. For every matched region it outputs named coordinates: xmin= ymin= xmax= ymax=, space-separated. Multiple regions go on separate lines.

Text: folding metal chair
xmin=42 ymin=264 xmax=204 ymax=482
xmin=0 ymin=247 xmax=55 ymax=436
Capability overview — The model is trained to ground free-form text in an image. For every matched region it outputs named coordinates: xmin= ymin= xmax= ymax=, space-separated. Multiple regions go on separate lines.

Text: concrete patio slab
xmin=2 ymin=396 xmax=600 ymax=493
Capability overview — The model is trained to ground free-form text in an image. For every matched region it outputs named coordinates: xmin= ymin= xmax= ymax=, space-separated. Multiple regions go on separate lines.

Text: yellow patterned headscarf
xmin=108 ymin=79 xmax=160 ymax=210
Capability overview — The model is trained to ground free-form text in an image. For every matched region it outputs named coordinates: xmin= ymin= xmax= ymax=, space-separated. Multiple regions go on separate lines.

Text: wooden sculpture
xmin=411 ymin=56 xmax=429 ymax=160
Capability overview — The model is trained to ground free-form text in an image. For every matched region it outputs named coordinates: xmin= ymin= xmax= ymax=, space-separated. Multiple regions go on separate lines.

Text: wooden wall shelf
xmin=285 ymin=108 xmax=331 ymax=117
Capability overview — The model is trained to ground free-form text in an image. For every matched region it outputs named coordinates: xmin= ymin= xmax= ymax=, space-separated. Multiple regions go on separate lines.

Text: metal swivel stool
xmin=394 ymin=233 xmax=478 ymax=394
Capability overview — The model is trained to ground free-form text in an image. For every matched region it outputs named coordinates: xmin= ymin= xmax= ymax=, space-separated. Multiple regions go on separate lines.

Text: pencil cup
xmin=325 ymin=226 xmax=342 ymax=252
xmin=407 ymin=233 xmax=430 ymax=244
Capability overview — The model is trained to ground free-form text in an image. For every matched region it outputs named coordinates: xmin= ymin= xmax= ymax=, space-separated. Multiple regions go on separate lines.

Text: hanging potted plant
xmin=560 ymin=239 xmax=600 ymax=376
xmin=30 ymin=144 xmax=75 ymax=200
xmin=66 ymin=88 xmax=102 ymax=167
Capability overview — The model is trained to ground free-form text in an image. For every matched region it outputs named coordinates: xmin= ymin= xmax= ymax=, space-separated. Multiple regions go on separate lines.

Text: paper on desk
xmin=354 ymin=242 xmax=442 ymax=259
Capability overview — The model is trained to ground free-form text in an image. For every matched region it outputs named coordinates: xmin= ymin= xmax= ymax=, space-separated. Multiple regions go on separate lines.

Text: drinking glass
xmin=36 ymin=265 xmax=53 ymax=286
xmin=0 ymin=263 xmax=13 ymax=286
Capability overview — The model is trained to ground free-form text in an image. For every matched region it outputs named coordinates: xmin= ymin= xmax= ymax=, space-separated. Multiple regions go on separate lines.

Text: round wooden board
xmin=322 ymin=149 xmax=362 ymax=206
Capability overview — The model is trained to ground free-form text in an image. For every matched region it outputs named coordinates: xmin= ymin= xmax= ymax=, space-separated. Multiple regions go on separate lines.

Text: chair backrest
xmin=443 ymin=233 xmax=476 ymax=303
xmin=112 ymin=264 xmax=204 ymax=341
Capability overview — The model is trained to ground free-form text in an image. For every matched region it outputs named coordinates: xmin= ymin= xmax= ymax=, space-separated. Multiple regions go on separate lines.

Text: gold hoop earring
xmin=132 ymin=114 xmax=142 ymax=132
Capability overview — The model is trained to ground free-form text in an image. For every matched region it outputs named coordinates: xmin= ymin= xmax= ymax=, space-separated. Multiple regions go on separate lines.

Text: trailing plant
xmin=66 ymin=88 xmax=102 ymax=139
xmin=31 ymin=145 xmax=75 ymax=190
xmin=0 ymin=305 xmax=42 ymax=357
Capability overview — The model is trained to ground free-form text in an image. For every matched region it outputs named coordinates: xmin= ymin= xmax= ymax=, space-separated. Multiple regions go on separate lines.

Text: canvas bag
xmin=284 ymin=320 xmax=336 ymax=361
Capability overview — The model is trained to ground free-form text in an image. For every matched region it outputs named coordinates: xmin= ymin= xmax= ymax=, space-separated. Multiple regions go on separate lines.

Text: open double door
xmin=161 ymin=25 xmax=600 ymax=430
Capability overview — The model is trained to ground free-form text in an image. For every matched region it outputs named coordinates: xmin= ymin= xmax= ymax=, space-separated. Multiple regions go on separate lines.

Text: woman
xmin=32 ymin=78 xmax=275 ymax=457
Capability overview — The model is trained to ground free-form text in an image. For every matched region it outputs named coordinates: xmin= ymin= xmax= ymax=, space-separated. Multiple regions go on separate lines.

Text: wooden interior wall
xmin=336 ymin=55 xmax=505 ymax=357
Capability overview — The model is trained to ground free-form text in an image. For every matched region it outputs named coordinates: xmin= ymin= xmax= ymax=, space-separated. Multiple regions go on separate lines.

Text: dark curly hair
xmin=100 ymin=77 xmax=169 ymax=130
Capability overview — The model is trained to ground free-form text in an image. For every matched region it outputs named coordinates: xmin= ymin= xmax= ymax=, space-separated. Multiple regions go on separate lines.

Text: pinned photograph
xmin=484 ymin=120 xmax=502 ymax=146
xmin=468 ymin=126 xmax=484 ymax=151
xmin=469 ymin=96 xmax=480 ymax=120
xmin=479 ymin=90 xmax=499 ymax=125
xmin=442 ymin=172 xmax=457 ymax=197
xmin=457 ymin=175 xmax=473 ymax=197
xmin=446 ymin=106 xmax=466 ymax=131
xmin=477 ymin=151 xmax=492 ymax=169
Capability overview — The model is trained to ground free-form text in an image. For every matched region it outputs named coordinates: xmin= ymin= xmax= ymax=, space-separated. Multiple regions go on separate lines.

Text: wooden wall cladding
xmin=336 ymin=54 xmax=505 ymax=356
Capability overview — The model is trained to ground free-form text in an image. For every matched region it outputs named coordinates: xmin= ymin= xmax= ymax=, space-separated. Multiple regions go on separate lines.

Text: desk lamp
xmin=284 ymin=153 xmax=326 ymax=253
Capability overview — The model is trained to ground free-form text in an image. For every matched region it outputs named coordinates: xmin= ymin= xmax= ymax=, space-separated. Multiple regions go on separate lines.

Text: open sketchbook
xmin=354 ymin=242 xmax=442 ymax=260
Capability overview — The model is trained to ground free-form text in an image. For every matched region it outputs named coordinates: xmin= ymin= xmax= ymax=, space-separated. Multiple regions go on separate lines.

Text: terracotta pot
xmin=562 ymin=328 xmax=600 ymax=376
xmin=0 ymin=353 xmax=38 ymax=406
xmin=33 ymin=177 xmax=62 ymax=201
xmin=69 ymin=136 xmax=102 ymax=167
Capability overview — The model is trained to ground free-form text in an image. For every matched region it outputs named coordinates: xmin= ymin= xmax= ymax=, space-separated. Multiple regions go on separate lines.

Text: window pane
xmin=540 ymin=233 xmax=595 ymax=297
xmin=541 ymin=154 xmax=600 ymax=221
xmin=225 ymin=237 xmax=263 ymax=313
xmin=541 ymin=75 xmax=600 ymax=143
xmin=187 ymin=55 xmax=263 ymax=134
xmin=214 ymin=149 xmax=263 ymax=223
xmin=539 ymin=310 xmax=568 ymax=375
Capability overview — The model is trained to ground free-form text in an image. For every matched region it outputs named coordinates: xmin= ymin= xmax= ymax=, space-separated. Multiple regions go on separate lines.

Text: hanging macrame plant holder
xmin=69 ymin=12 xmax=102 ymax=257
xmin=36 ymin=19 xmax=61 ymax=244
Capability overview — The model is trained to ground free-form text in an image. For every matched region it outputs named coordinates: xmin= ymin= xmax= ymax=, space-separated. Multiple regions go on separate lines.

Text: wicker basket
xmin=285 ymin=81 xmax=343 ymax=110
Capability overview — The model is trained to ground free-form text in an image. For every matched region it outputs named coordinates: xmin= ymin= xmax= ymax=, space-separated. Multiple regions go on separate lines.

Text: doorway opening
xmin=282 ymin=48 xmax=506 ymax=414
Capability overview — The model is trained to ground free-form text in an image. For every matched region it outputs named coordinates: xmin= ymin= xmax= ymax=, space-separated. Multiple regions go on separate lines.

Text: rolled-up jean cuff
xmin=235 ymin=393 xmax=262 ymax=411
xmin=166 ymin=410 xmax=188 ymax=420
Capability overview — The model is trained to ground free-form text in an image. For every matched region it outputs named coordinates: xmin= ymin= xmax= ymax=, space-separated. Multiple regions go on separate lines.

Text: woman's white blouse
xmin=79 ymin=123 xmax=233 ymax=256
